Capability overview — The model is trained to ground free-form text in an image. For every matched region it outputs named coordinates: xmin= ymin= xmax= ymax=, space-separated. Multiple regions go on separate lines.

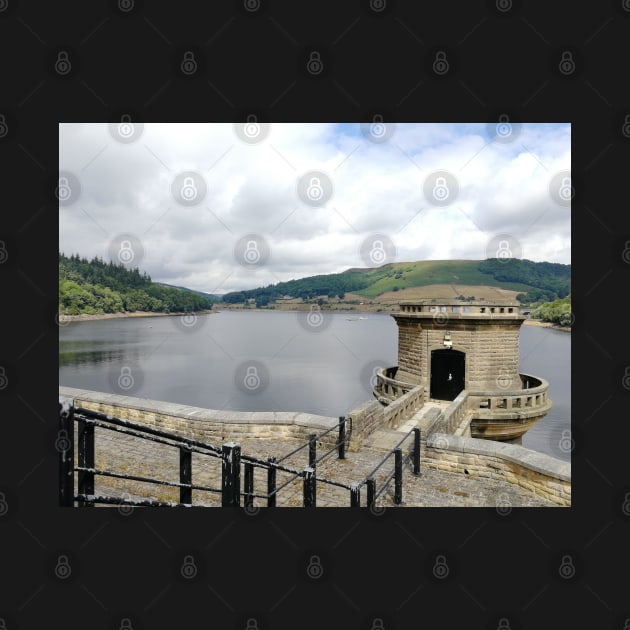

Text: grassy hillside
xmin=352 ymin=260 xmax=534 ymax=298
xmin=221 ymin=258 xmax=570 ymax=306
xmin=59 ymin=252 xmax=214 ymax=316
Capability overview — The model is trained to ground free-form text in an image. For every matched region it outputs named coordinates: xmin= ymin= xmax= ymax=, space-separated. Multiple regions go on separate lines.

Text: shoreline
xmin=58 ymin=309 xmax=571 ymax=332
xmin=58 ymin=309 xmax=215 ymax=323
xmin=522 ymin=319 xmax=571 ymax=332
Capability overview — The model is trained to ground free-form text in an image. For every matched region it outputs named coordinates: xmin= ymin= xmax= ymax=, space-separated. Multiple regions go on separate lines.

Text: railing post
xmin=244 ymin=462 xmax=254 ymax=510
xmin=58 ymin=398 xmax=74 ymax=507
xmin=221 ymin=442 xmax=241 ymax=507
xmin=366 ymin=477 xmax=376 ymax=509
xmin=77 ymin=416 xmax=94 ymax=507
xmin=337 ymin=417 xmax=346 ymax=459
xmin=303 ymin=467 xmax=316 ymax=507
xmin=308 ymin=434 xmax=317 ymax=468
xmin=180 ymin=445 xmax=192 ymax=505
xmin=267 ymin=456 xmax=277 ymax=507
xmin=412 ymin=428 xmax=421 ymax=476
xmin=394 ymin=448 xmax=403 ymax=505
xmin=350 ymin=483 xmax=360 ymax=507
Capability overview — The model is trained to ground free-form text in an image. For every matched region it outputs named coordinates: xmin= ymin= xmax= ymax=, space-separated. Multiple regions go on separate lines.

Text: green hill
xmin=59 ymin=252 xmax=214 ymax=316
xmin=221 ymin=258 xmax=570 ymax=306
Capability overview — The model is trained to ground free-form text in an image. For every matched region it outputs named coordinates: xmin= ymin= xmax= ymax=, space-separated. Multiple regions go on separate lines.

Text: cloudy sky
xmin=58 ymin=121 xmax=570 ymax=294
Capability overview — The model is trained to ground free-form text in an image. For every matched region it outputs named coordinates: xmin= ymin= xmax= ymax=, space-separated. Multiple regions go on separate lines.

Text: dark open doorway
xmin=430 ymin=349 xmax=465 ymax=401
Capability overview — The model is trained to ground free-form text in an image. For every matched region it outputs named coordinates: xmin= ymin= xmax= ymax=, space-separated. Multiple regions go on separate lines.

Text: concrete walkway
xmin=83 ymin=415 xmax=558 ymax=508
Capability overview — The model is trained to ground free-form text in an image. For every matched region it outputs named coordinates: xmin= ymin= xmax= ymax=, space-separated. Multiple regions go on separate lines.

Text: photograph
xmin=58 ymin=121 xmax=571 ymax=508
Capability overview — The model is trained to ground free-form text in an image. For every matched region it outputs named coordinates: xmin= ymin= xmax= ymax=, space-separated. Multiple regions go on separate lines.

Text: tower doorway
xmin=430 ymin=349 xmax=465 ymax=401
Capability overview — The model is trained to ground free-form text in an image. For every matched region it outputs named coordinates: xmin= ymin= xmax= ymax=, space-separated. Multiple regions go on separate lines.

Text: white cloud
xmin=59 ymin=122 xmax=571 ymax=294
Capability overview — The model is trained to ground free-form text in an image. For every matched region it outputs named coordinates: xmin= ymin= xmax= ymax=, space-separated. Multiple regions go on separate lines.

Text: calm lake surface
xmin=59 ymin=311 xmax=571 ymax=461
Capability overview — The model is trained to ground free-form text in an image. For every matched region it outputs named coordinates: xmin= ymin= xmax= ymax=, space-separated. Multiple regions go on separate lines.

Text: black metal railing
xmin=58 ymin=399 xmax=369 ymax=508
xmin=356 ymin=427 xmax=421 ymax=508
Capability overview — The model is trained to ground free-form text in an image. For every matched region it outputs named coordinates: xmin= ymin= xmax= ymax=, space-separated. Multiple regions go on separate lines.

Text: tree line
xmin=59 ymin=252 xmax=213 ymax=315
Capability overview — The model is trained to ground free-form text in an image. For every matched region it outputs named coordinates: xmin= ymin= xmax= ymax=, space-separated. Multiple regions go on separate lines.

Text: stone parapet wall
xmin=346 ymin=385 xmax=424 ymax=445
xmin=59 ymin=387 xmax=341 ymax=448
xmin=381 ymin=385 xmax=424 ymax=429
xmin=424 ymin=433 xmax=571 ymax=506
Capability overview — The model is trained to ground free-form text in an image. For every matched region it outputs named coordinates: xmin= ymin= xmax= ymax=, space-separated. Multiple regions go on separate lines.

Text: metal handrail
xmin=60 ymin=403 xmax=362 ymax=508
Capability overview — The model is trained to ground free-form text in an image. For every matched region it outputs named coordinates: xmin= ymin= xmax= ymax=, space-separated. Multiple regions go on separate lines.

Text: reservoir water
xmin=59 ymin=311 xmax=571 ymax=462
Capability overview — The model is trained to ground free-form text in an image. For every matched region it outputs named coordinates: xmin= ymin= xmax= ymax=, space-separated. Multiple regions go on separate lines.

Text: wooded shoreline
xmin=57 ymin=309 xmax=570 ymax=332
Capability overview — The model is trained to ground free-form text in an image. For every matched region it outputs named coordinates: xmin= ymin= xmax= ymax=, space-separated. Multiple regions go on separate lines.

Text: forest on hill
xmin=58 ymin=252 xmax=214 ymax=315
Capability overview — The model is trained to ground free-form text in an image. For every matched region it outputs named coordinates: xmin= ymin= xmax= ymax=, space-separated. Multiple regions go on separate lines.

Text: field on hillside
xmin=368 ymin=284 xmax=522 ymax=304
xmin=352 ymin=260 xmax=533 ymax=298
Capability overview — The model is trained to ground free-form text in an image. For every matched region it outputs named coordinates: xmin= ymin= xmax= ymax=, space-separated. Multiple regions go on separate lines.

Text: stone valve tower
xmin=373 ymin=299 xmax=552 ymax=442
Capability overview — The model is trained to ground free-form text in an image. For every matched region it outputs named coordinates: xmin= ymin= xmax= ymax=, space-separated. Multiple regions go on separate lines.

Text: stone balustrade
xmin=468 ymin=373 xmax=551 ymax=416
xmin=372 ymin=366 xmax=415 ymax=403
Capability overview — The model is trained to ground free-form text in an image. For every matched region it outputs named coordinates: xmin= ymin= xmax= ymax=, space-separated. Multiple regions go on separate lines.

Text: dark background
xmin=1 ymin=0 xmax=628 ymax=628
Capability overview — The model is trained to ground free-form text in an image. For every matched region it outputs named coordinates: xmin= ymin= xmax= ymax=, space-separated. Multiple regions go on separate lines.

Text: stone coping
xmin=59 ymin=387 xmax=339 ymax=432
xmin=427 ymin=432 xmax=571 ymax=482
